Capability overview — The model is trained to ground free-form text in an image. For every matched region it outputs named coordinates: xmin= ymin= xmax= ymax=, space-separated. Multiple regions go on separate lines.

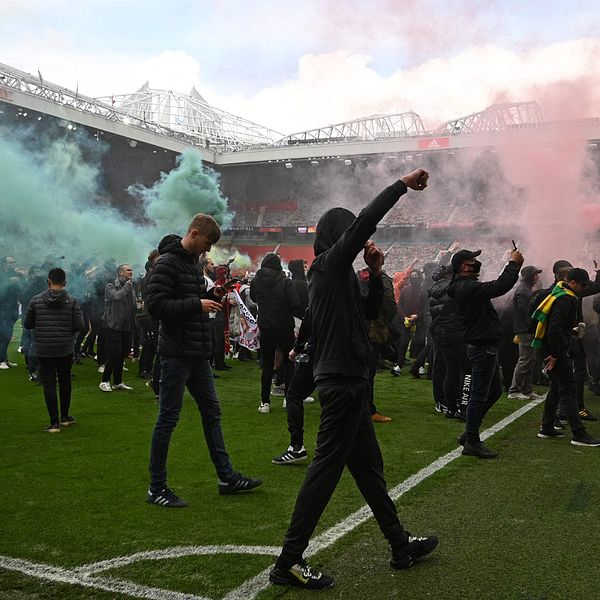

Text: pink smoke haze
xmin=494 ymin=79 xmax=600 ymax=273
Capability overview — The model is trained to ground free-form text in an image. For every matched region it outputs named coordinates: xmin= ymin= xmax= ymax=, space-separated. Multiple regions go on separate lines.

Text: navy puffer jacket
xmin=146 ymin=235 xmax=216 ymax=360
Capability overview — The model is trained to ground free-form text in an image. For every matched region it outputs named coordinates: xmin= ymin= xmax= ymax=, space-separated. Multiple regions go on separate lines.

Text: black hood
xmin=314 ymin=208 xmax=356 ymax=256
xmin=261 ymin=253 xmax=282 ymax=271
xmin=289 ymin=259 xmax=306 ymax=281
xmin=158 ymin=234 xmax=183 ymax=254
xmin=254 ymin=253 xmax=285 ymax=288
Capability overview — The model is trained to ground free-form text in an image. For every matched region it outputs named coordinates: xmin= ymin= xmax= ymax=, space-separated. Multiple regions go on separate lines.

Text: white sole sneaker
xmin=258 ymin=403 xmax=271 ymax=414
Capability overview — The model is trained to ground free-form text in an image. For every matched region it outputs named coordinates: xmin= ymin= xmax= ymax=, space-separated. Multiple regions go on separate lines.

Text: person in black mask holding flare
xmin=448 ymin=247 xmax=523 ymax=458
xmin=269 ymin=169 xmax=438 ymax=590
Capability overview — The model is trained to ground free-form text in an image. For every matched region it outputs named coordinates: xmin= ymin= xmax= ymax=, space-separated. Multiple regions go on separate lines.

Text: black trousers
xmin=277 ymin=379 xmax=407 ymax=568
xmin=542 ymin=355 xmax=585 ymax=436
xmin=570 ymin=339 xmax=587 ymax=411
xmin=439 ymin=340 xmax=470 ymax=412
xmin=101 ymin=329 xmax=131 ymax=385
xmin=139 ymin=324 xmax=157 ymax=375
xmin=259 ymin=327 xmax=295 ymax=405
xmin=37 ymin=354 xmax=73 ymax=424
xmin=286 ymin=359 xmax=315 ymax=450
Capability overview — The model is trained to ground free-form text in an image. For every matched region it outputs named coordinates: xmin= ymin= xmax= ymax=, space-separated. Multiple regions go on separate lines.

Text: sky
xmin=1 ymin=0 xmax=600 ymax=134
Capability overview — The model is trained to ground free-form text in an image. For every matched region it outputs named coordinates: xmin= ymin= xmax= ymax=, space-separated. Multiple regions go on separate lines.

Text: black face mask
xmin=464 ymin=260 xmax=482 ymax=274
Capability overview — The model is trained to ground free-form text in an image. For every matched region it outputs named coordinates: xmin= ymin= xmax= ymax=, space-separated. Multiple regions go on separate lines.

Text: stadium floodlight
xmin=128 ymin=139 xmax=138 ymax=148
xmin=344 ymin=159 xmax=352 ymax=166
xmin=310 ymin=160 xmax=319 ymax=166
xmin=285 ymin=162 xmax=292 ymax=169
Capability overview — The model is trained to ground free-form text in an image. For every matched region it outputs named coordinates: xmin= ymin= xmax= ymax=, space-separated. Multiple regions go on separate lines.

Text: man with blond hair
xmin=146 ymin=213 xmax=262 ymax=507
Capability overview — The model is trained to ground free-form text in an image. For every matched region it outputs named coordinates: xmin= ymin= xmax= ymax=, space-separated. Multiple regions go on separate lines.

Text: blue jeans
xmin=149 ymin=357 xmax=234 ymax=490
xmin=465 ymin=344 xmax=503 ymax=443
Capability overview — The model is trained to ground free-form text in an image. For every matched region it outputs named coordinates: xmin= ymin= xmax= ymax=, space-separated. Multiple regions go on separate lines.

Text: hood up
xmin=313 ymin=208 xmax=356 ymax=256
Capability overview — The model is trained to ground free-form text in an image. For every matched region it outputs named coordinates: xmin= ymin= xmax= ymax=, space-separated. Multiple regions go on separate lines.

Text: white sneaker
xmin=282 ymin=399 xmax=287 ymax=408
xmin=258 ymin=402 xmax=271 ymax=413
xmin=418 ymin=367 xmax=426 ymax=376
xmin=529 ymin=391 xmax=547 ymax=401
xmin=507 ymin=392 xmax=530 ymax=400
xmin=99 ymin=382 xmax=112 ymax=392
xmin=122 ymin=365 xmax=129 ymax=371
xmin=97 ymin=365 xmax=105 ymax=374
xmin=303 ymin=396 xmax=315 ymax=403
xmin=0 ymin=361 xmax=9 ymax=370
xmin=112 ymin=383 xmax=133 ymax=390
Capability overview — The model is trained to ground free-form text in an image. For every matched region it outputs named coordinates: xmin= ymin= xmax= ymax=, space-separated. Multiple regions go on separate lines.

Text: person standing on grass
xmin=250 ymin=253 xmax=300 ymax=414
xmin=24 ymin=268 xmax=84 ymax=433
xmin=99 ymin=264 xmax=137 ymax=393
xmin=269 ymin=169 xmax=438 ymax=590
xmin=145 ymin=214 xmax=262 ymax=508
xmin=533 ymin=268 xmax=600 ymax=447
xmin=448 ymin=247 xmax=523 ymax=459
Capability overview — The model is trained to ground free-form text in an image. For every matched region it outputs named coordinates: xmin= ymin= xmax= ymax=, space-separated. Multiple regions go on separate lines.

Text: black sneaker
xmin=60 ymin=416 xmax=76 ymax=427
xmin=553 ymin=421 xmax=566 ymax=431
xmin=462 ymin=440 xmax=498 ymax=458
xmin=537 ymin=427 xmax=565 ymax=439
xmin=272 ymin=446 xmax=308 ymax=465
xmin=571 ymin=433 xmax=600 ymax=447
xmin=147 ymin=487 xmax=189 ymax=508
xmin=391 ymin=533 xmax=439 ymax=570
xmin=556 ymin=413 xmax=568 ymax=425
xmin=579 ymin=408 xmax=598 ymax=422
xmin=44 ymin=423 xmax=61 ymax=433
xmin=218 ymin=472 xmax=263 ymax=495
xmin=445 ymin=409 xmax=466 ymax=421
xmin=269 ymin=561 xmax=334 ymax=589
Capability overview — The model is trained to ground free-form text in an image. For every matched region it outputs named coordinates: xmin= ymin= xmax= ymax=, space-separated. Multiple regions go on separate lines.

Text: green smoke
xmin=0 ymin=124 xmax=149 ymax=268
xmin=130 ymin=149 xmax=233 ymax=230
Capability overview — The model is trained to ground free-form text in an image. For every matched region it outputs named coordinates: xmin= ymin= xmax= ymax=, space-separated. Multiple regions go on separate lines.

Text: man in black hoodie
xmin=269 ymin=169 xmax=438 ymax=590
xmin=448 ymin=248 xmax=523 ymax=458
xmin=24 ymin=268 xmax=84 ymax=432
xmin=145 ymin=214 xmax=262 ymax=507
xmin=250 ymin=253 xmax=300 ymax=413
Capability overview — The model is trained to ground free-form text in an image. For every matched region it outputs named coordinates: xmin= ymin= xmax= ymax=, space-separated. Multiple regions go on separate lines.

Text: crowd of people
xmin=3 ymin=166 xmax=600 ymax=589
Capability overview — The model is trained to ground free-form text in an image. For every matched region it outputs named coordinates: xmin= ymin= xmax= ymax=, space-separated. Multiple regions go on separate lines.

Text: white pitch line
xmin=224 ymin=397 xmax=544 ymax=600
xmin=1 ymin=398 xmax=543 ymax=600
xmin=0 ymin=555 xmax=210 ymax=600
xmin=74 ymin=544 xmax=281 ymax=575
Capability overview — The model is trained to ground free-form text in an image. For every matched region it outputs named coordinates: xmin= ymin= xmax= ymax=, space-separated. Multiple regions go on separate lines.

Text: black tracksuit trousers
xmin=277 ymin=378 xmax=407 ymax=568
xmin=286 ymin=359 xmax=315 ymax=450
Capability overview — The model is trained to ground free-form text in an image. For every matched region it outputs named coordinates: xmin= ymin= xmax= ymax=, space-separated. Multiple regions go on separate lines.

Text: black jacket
xmin=289 ymin=259 xmax=309 ymax=316
xmin=250 ymin=254 xmax=300 ymax=330
xmin=447 ymin=261 xmax=520 ymax=345
xmin=543 ymin=290 xmax=578 ymax=359
xmin=428 ymin=278 xmax=464 ymax=345
xmin=309 ymin=179 xmax=407 ymax=382
xmin=24 ymin=289 xmax=84 ymax=357
xmin=146 ymin=234 xmax=220 ymax=360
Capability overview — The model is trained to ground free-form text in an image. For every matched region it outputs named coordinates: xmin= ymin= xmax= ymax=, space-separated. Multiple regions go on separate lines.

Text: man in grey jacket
xmin=24 ymin=268 xmax=84 ymax=432
xmin=99 ymin=264 xmax=137 ymax=392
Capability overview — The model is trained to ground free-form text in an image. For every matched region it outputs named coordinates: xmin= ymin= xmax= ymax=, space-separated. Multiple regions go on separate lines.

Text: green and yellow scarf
xmin=531 ymin=281 xmax=577 ymax=348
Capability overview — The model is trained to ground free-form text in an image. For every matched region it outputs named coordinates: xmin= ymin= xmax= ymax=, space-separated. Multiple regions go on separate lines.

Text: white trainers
xmin=258 ymin=402 xmax=271 ymax=413
xmin=122 ymin=365 xmax=129 ymax=371
xmin=112 ymin=383 xmax=133 ymax=390
xmin=0 ymin=361 xmax=9 ymax=370
xmin=418 ymin=366 xmax=426 ymax=376
xmin=303 ymin=396 xmax=315 ymax=403
xmin=529 ymin=391 xmax=547 ymax=401
xmin=282 ymin=399 xmax=287 ymax=408
xmin=99 ymin=382 xmax=112 ymax=392
xmin=507 ymin=392 xmax=530 ymax=400
xmin=97 ymin=365 xmax=105 ymax=374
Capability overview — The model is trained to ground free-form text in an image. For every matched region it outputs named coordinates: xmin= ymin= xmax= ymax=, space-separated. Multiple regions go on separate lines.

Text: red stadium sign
xmin=418 ymin=137 xmax=450 ymax=150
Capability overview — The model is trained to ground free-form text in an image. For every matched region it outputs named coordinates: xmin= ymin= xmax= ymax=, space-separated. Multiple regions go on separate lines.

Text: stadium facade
xmin=2 ymin=61 xmax=600 ymax=270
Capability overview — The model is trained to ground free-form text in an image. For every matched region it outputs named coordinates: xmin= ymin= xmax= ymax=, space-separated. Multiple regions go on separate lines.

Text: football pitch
xmin=1 ymin=326 xmax=600 ymax=600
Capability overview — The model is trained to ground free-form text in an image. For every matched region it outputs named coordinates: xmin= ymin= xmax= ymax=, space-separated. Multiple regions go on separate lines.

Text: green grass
xmin=1 ymin=323 xmax=600 ymax=599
